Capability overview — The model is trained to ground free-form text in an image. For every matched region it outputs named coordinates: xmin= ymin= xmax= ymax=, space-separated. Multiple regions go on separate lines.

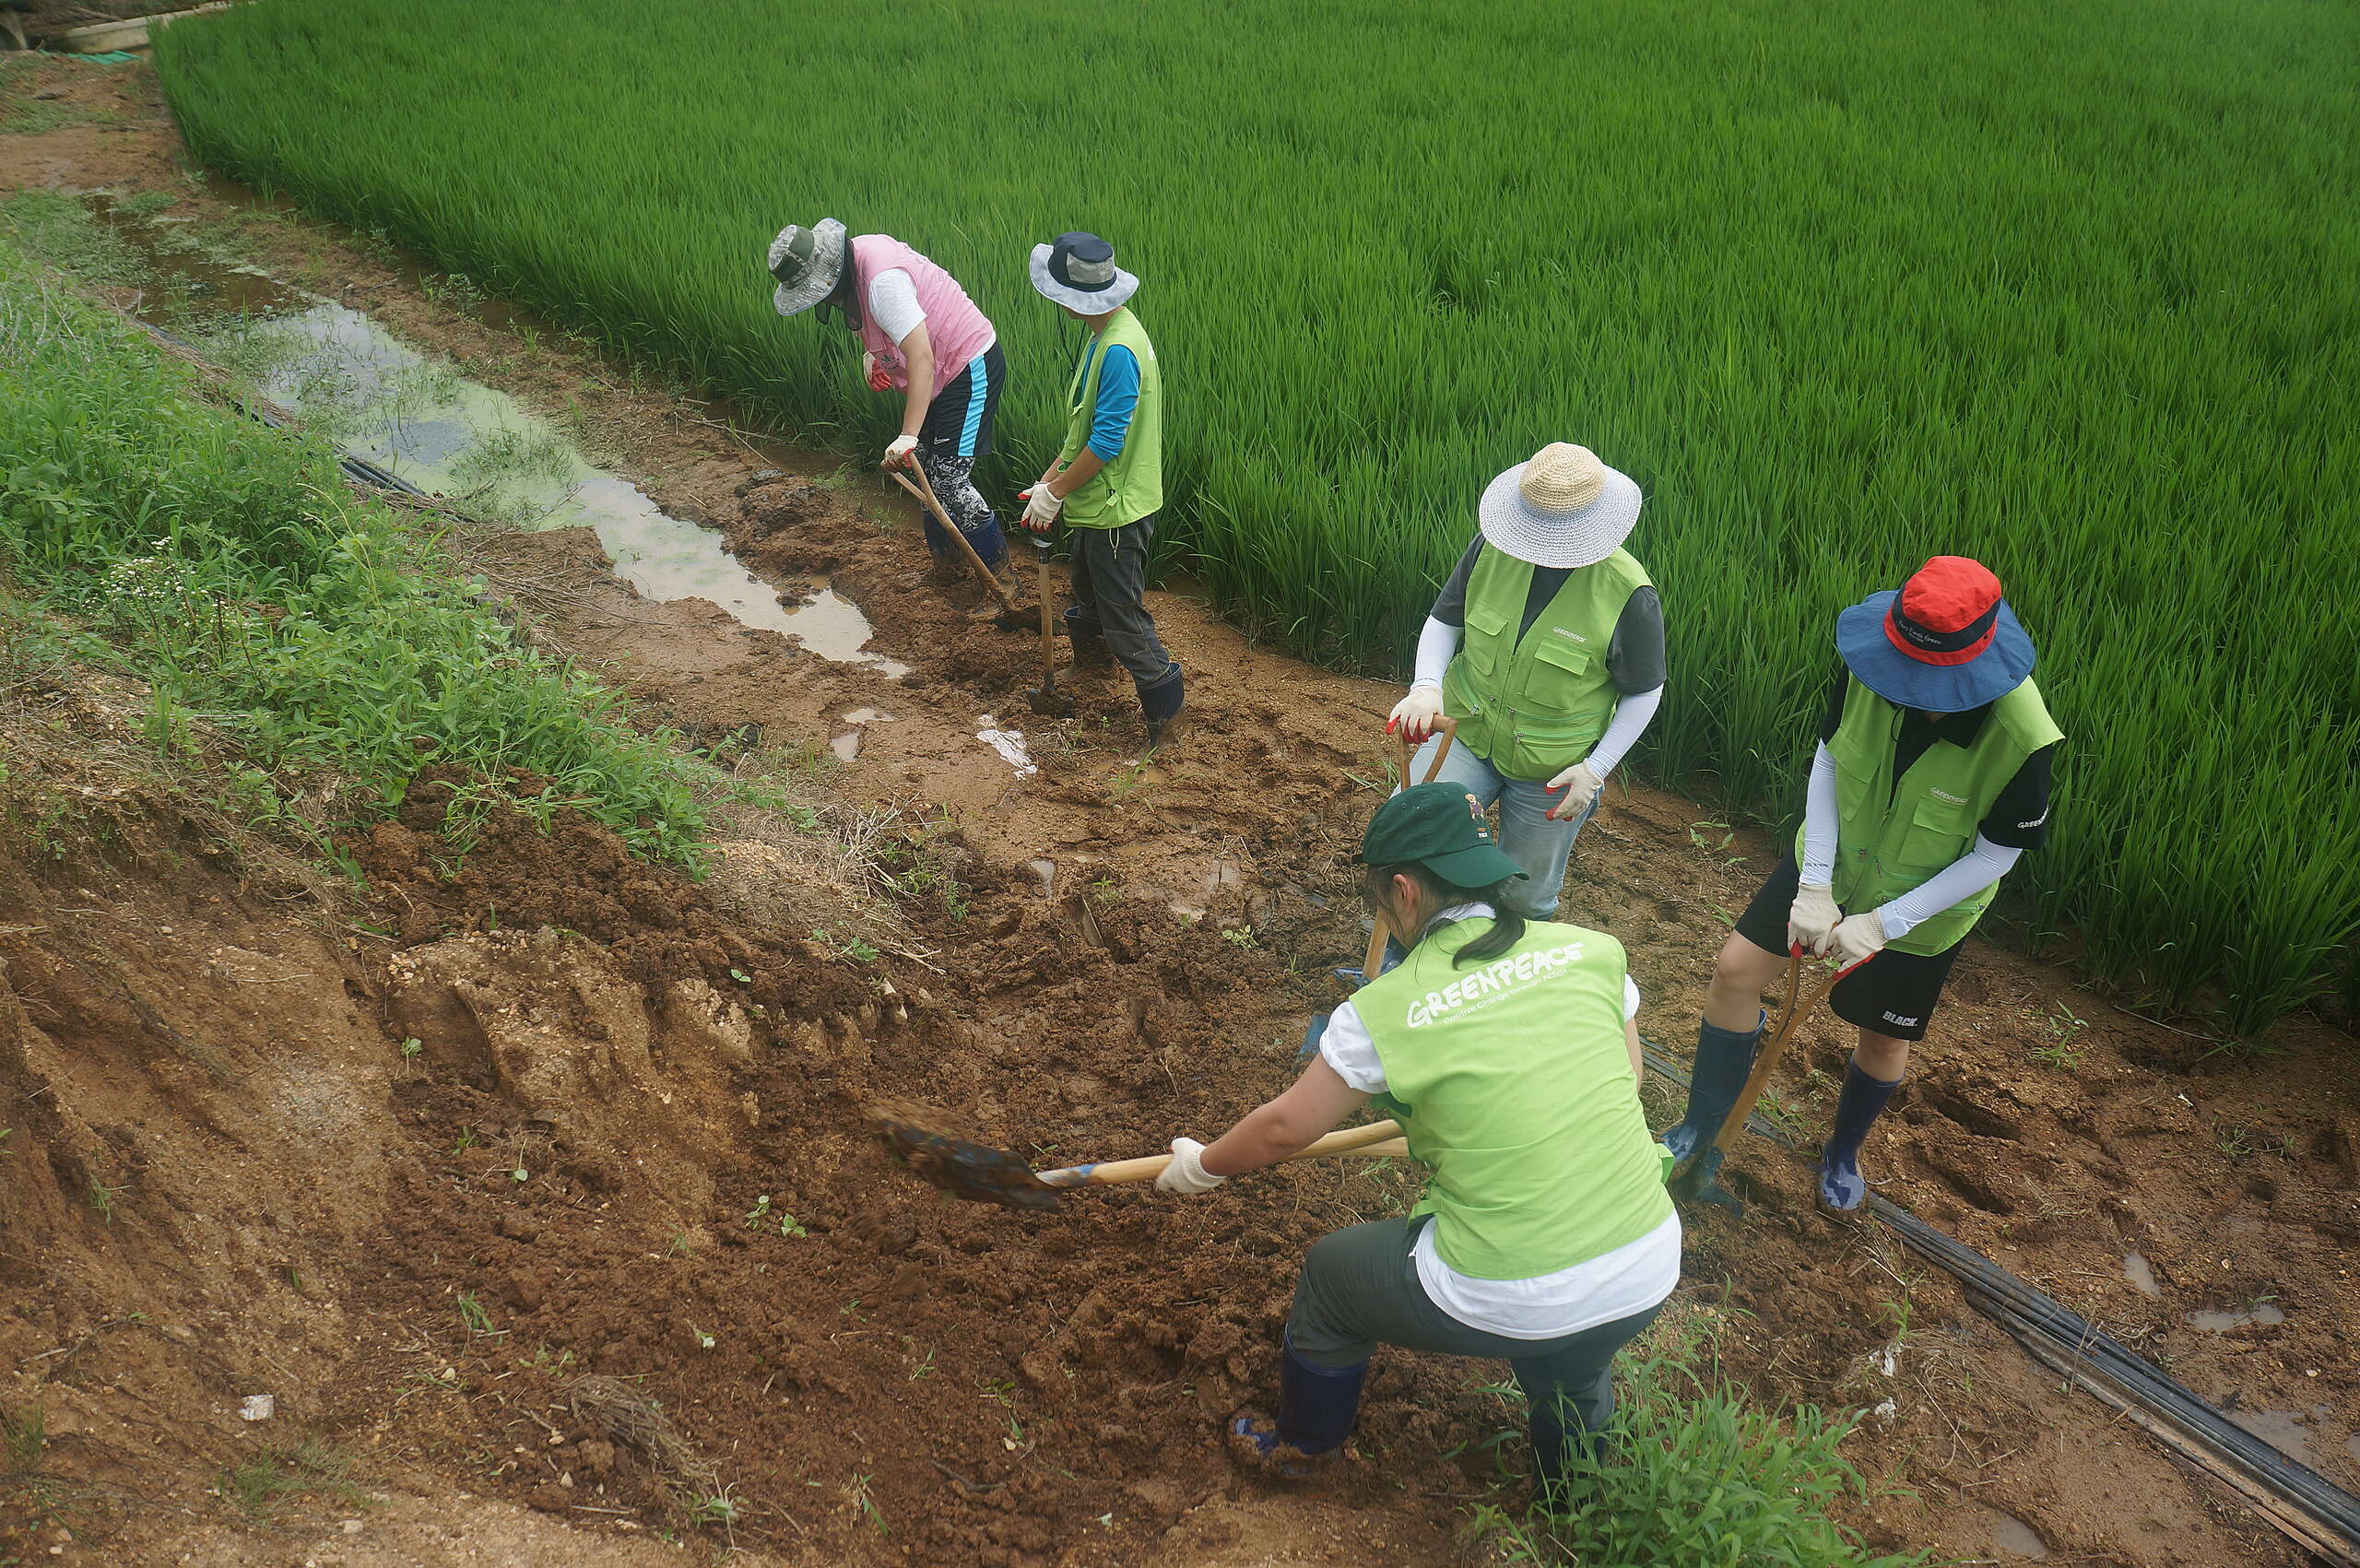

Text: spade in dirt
xmin=1664 ymin=948 xmax=1863 ymax=1214
xmin=889 ymin=465 xmax=1029 ymax=631
xmin=1021 ymin=533 xmax=1074 ymax=718
xmin=875 ymin=1101 xmax=1407 ymax=1212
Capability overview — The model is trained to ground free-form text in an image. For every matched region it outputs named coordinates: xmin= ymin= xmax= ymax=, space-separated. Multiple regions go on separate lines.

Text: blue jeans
xmin=1406 ymin=736 xmax=1599 ymax=918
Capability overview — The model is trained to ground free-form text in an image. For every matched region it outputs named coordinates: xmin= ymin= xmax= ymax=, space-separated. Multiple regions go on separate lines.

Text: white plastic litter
xmin=238 ymin=1394 xmax=274 ymax=1421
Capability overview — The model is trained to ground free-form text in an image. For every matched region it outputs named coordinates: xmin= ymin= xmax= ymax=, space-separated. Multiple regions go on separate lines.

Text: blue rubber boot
xmin=1818 ymin=1061 xmax=1902 ymax=1212
xmin=921 ymin=507 xmax=1008 ymax=574
xmin=1232 ymin=1335 xmax=1367 ymax=1475
xmin=1659 ymin=1013 xmax=1761 ymax=1161
xmin=1137 ymin=660 xmax=1185 ymax=749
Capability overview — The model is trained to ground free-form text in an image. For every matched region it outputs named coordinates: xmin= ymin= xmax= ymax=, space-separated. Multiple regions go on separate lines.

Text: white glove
xmin=1545 ymin=760 xmax=1604 ymax=820
xmin=1388 ymin=684 xmax=1446 ymax=745
xmin=1020 ymin=485 xmax=1063 ymax=535
xmin=1154 ymin=1137 xmax=1224 ymax=1195
xmin=1831 ymin=909 xmax=1889 ymax=968
xmin=882 ymin=433 xmax=918 ymax=468
xmin=1788 ymin=883 xmax=1840 ymax=956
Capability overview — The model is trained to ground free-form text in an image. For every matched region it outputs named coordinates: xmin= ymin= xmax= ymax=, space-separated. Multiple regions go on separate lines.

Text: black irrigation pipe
xmin=1640 ymin=1039 xmax=2360 ymax=1565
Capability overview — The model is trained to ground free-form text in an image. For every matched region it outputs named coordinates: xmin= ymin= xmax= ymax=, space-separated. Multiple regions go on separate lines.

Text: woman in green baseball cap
xmin=1154 ymin=783 xmax=1680 ymax=1490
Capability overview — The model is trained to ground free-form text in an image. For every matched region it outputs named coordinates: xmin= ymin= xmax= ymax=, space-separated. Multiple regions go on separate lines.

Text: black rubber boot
xmin=1137 ymin=660 xmax=1184 ymax=748
xmin=1658 ymin=1013 xmax=1762 ymax=1161
xmin=1062 ymin=606 xmax=1113 ymax=666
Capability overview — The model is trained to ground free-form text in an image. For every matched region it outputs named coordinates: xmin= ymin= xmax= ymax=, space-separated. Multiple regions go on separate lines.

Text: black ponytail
xmin=1363 ymin=865 xmax=1528 ymax=969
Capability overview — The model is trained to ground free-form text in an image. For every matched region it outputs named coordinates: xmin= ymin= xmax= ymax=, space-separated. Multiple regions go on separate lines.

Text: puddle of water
xmin=829 ymin=733 xmax=862 ymax=762
xmin=843 ymin=707 xmax=898 ymax=725
xmin=2122 ymin=1251 xmax=2161 ymax=1298
xmin=90 ymin=195 xmax=909 ymax=677
xmin=1987 ymin=1509 xmax=2048 ymax=1561
xmin=2189 ymin=1301 xmax=2285 ymax=1332
xmin=2228 ymin=1407 xmax=2318 ymax=1466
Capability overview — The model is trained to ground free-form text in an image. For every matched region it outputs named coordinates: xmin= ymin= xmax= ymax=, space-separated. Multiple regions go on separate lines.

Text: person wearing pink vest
xmin=768 ymin=219 xmax=1008 ymax=575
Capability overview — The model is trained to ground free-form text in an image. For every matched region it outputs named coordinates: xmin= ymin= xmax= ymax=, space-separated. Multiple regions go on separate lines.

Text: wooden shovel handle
xmin=890 ymin=467 xmax=1019 ymax=613
xmin=1361 ymin=715 xmax=1463 ymax=973
xmin=1039 ymin=1119 xmax=1404 ymax=1189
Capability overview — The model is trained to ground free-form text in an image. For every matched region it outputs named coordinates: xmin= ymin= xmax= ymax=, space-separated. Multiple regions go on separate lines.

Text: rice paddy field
xmin=153 ymin=0 xmax=2359 ymax=1032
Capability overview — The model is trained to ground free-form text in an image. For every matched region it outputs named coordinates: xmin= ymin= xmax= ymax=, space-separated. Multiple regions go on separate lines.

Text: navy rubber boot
xmin=1297 ymin=1012 xmax=1331 ymax=1059
xmin=920 ymin=507 xmax=1008 ymax=574
xmin=965 ymin=508 xmax=1009 ymax=573
xmin=1659 ymin=1013 xmax=1762 ymax=1161
xmin=1232 ymin=1335 xmax=1367 ymax=1473
xmin=1817 ymin=1062 xmax=1903 ymax=1211
xmin=1137 ymin=660 xmax=1185 ymax=748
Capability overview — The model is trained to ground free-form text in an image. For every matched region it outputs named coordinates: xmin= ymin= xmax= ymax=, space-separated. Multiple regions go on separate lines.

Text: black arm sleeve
xmin=1605 ymin=586 xmax=1666 ymax=694
xmin=1816 ymin=666 xmax=1850 ymax=744
xmin=1428 ymin=536 xmax=1484 ymax=628
xmin=1978 ymin=742 xmax=2059 ymax=850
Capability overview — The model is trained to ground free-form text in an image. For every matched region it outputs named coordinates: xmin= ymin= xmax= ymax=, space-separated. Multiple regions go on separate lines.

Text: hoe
xmin=878 ymin=1102 xmax=1408 ymax=1212
xmin=889 ymin=464 xmax=1027 ymax=631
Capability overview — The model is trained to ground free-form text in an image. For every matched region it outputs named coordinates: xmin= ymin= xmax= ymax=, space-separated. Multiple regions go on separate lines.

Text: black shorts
xmin=917 ymin=341 xmax=1005 ymax=459
xmin=1734 ymin=854 xmax=1963 ymax=1042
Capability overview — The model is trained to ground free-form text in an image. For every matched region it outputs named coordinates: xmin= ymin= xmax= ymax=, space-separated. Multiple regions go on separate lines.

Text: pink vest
xmin=849 ymin=235 xmax=997 ymax=397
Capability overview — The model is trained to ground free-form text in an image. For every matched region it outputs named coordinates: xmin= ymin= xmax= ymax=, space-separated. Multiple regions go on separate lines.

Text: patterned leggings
xmin=916 ymin=450 xmax=993 ymax=536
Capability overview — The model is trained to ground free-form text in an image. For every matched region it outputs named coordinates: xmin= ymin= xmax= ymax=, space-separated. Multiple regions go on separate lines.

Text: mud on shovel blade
xmin=888 ymin=467 xmax=1026 ymax=630
xmin=1024 ymin=535 xmax=1072 ymax=718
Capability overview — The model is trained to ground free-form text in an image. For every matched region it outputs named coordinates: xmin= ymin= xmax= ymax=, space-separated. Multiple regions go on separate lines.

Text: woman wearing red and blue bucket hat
xmin=1660 ymin=557 xmax=2061 ymax=1211
xmin=766 ymin=219 xmax=1009 ymax=579
xmin=1154 ymin=783 xmax=1679 ymax=1490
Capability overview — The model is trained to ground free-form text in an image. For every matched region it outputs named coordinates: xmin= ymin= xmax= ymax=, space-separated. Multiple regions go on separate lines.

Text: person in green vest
xmin=1016 ymin=232 xmax=1181 ymax=745
xmin=1155 ymin=783 xmax=1680 ymax=1488
xmin=1388 ymin=442 xmax=1663 ymax=919
xmin=1658 ymin=556 xmax=2061 ymax=1211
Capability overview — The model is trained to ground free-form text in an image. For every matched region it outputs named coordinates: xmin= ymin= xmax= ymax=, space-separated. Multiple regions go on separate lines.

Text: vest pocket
xmin=1462 ymin=601 xmax=1510 ymax=679
xmin=1522 ymin=633 xmax=1599 ymax=713
xmin=1894 ymin=796 xmax=1974 ymax=878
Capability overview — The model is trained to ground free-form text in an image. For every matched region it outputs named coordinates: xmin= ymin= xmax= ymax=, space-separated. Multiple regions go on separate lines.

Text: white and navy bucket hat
xmin=1028 ymin=230 xmax=1139 ymax=312
xmin=767 ymin=218 xmax=848 ymax=316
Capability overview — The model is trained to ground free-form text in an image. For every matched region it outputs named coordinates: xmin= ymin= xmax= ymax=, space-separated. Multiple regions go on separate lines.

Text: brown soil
xmin=6 ymin=55 xmax=2359 ymax=1568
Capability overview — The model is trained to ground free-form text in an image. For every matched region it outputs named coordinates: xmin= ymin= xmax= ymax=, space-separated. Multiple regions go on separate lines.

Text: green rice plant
xmin=155 ymin=0 xmax=2360 ymax=1030
xmin=1465 ymin=1331 xmax=1926 ymax=1567
xmin=0 ymin=246 xmax=711 ymax=871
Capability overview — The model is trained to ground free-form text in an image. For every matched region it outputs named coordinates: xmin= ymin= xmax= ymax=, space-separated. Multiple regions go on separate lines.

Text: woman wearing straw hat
xmin=766 ymin=219 xmax=1009 ymax=579
xmin=1154 ymin=782 xmax=1678 ymax=1489
xmin=1658 ymin=556 xmax=2061 ymax=1211
xmin=1016 ymin=231 xmax=1182 ymax=746
xmin=1388 ymin=443 xmax=1665 ymax=919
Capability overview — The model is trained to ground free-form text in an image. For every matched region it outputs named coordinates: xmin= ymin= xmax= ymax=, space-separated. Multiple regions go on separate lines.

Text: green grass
xmin=1467 ymin=1331 xmax=1926 ymax=1568
xmin=0 ymin=241 xmax=710 ymax=872
xmin=154 ymin=0 xmax=2360 ymax=1030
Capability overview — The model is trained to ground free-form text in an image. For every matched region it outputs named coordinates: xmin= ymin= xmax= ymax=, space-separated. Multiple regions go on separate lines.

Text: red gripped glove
xmin=863 ymin=351 xmax=893 ymax=393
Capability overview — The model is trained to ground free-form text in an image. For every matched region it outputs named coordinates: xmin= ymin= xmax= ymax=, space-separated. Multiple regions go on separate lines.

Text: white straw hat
xmin=767 ymin=218 xmax=847 ymax=316
xmin=1476 ymin=443 xmax=1644 ymax=569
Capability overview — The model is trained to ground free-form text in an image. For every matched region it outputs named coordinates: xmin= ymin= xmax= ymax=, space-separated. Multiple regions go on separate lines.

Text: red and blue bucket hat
xmin=1834 ymin=556 xmax=2036 ymax=713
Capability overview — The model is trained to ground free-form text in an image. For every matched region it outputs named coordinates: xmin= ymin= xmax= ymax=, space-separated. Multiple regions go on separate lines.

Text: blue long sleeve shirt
xmin=1083 ymin=342 xmax=1139 ymax=462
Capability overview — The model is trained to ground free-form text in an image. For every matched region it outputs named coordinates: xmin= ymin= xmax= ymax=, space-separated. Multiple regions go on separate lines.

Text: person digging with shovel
xmin=766 ymin=219 xmax=1009 ymax=580
xmin=1017 ymin=231 xmax=1183 ymax=747
xmin=1387 ymin=442 xmax=1665 ymax=921
xmin=1155 ymin=783 xmax=1680 ymax=1490
xmin=1659 ymin=556 xmax=2061 ymax=1212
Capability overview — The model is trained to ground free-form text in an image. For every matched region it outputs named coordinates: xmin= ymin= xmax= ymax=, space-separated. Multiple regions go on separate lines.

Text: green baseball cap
xmin=1359 ymin=783 xmax=1528 ymax=888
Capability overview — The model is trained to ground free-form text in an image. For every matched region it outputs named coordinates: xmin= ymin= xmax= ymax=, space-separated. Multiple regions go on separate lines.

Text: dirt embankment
xmin=5 ymin=52 xmax=2358 ymax=1568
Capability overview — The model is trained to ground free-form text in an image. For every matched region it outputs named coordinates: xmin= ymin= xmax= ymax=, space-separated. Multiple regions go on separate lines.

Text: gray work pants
xmin=1067 ymin=513 xmax=1171 ymax=683
xmin=1288 ymin=1217 xmax=1663 ymax=1443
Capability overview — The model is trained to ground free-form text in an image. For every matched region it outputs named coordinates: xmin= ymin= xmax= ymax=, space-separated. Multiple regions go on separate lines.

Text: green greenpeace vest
xmin=1440 ymin=548 xmax=1650 ymax=781
xmin=1355 ymin=917 xmax=1673 ymax=1280
xmin=1055 ymin=309 xmax=1163 ymax=530
xmin=1802 ymin=677 xmax=2063 ymax=956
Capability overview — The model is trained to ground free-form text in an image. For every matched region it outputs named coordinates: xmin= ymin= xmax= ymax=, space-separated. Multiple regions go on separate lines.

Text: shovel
xmin=1666 ymin=946 xmax=1870 ymax=1211
xmin=1339 ymin=715 xmax=1459 ymax=986
xmin=878 ymin=1103 xmax=1408 ymax=1212
xmin=889 ymin=465 xmax=1026 ymax=629
xmin=1022 ymin=534 xmax=1073 ymax=718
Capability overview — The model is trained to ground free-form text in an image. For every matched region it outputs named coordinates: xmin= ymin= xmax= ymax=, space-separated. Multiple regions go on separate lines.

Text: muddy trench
xmin=4 ymin=53 xmax=2358 ymax=1568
